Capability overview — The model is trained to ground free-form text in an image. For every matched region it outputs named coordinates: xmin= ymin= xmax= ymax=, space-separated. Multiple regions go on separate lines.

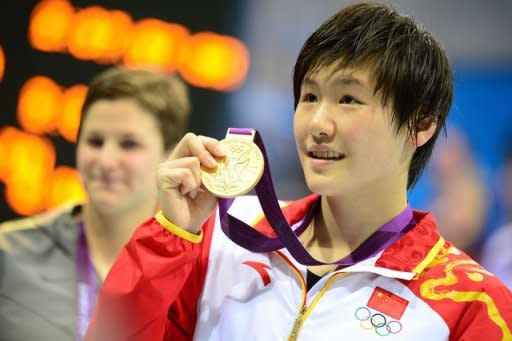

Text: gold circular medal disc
xmin=201 ymin=137 xmax=264 ymax=198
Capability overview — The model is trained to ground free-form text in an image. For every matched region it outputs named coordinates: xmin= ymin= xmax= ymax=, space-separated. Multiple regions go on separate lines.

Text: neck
xmin=82 ymin=199 xmax=157 ymax=280
xmin=303 ymin=177 xmax=408 ymax=263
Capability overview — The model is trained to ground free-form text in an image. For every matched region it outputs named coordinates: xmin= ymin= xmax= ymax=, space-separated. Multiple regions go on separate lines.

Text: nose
xmin=97 ymin=141 xmax=120 ymax=169
xmin=309 ymin=103 xmax=335 ymax=141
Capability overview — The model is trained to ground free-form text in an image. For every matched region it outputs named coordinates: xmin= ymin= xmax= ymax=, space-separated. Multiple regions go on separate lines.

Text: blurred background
xmin=1 ymin=0 xmax=512 ymax=259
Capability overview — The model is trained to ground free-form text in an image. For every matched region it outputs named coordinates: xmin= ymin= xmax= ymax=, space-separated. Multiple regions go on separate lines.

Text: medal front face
xmin=201 ymin=137 xmax=264 ymax=198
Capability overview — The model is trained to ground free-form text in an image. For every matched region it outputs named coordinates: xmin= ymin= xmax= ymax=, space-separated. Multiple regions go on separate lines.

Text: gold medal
xmin=201 ymin=130 xmax=264 ymax=198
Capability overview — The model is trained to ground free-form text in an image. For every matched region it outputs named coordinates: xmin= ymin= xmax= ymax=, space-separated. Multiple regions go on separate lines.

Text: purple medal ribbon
xmin=219 ymin=128 xmax=415 ymax=266
xmin=76 ymin=223 xmax=96 ymax=340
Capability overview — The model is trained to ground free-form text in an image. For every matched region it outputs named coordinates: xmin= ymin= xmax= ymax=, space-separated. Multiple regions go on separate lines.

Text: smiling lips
xmin=308 ymin=150 xmax=345 ymax=160
xmin=93 ymin=176 xmax=122 ymax=187
xmin=307 ymin=145 xmax=345 ymax=160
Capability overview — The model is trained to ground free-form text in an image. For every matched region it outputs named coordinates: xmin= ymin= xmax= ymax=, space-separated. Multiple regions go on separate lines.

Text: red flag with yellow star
xmin=367 ymin=286 xmax=409 ymax=320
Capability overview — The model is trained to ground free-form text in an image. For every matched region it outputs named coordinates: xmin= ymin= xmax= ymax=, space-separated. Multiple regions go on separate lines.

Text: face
xmin=294 ymin=63 xmax=414 ymax=199
xmin=77 ymin=98 xmax=166 ymax=215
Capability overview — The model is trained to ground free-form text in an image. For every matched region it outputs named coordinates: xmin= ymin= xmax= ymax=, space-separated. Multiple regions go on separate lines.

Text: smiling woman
xmin=77 ymin=98 xmax=166 ymax=218
xmin=86 ymin=3 xmax=512 ymax=341
xmin=0 ymin=66 xmax=191 ymax=341
xmin=294 ymin=64 xmax=417 ymax=200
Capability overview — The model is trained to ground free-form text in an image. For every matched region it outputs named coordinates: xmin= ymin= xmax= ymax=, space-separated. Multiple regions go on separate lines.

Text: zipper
xmin=287 ymin=306 xmax=308 ymax=341
xmin=274 ymin=251 xmax=348 ymax=341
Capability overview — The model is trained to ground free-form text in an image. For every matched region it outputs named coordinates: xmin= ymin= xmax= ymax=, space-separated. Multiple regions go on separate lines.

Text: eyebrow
xmin=302 ymin=76 xmax=367 ymax=89
xmin=84 ymin=130 xmax=139 ymax=139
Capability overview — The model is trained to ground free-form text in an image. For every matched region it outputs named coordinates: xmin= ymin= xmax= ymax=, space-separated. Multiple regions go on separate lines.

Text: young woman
xmin=0 ymin=66 xmax=191 ymax=341
xmin=87 ymin=3 xmax=512 ymax=340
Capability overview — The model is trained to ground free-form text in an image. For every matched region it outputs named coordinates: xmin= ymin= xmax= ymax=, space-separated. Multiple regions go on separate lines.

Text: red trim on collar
xmin=252 ymin=196 xmax=443 ymax=275
xmin=375 ymin=211 xmax=441 ymax=273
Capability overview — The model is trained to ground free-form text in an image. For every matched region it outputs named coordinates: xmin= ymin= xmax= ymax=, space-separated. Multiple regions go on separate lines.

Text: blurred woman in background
xmin=480 ymin=140 xmax=512 ymax=288
xmin=0 ymin=66 xmax=191 ymax=341
xmin=428 ymin=127 xmax=488 ymax=257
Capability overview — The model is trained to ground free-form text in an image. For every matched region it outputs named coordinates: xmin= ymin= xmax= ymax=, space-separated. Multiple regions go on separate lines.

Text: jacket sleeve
xmin=450 ymin=277 xmax=512 ymax=341
xmin=85 ymin=211 xmax=216 ymax=341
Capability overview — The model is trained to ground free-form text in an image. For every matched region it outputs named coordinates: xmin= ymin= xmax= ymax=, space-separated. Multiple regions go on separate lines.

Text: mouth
xmin=307 ymin=151 xmax=345 ymax=160
xmin=93 ymin=177 xmax=122 ymax=187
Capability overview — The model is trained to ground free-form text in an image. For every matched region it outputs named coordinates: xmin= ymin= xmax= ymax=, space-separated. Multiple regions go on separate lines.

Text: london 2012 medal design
xmin=201 ymin=134 xmax=264 ymax=198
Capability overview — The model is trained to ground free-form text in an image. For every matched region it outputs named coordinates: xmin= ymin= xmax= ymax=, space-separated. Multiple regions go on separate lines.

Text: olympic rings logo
xmin=354 ymin=306 xmax=403 ymax=336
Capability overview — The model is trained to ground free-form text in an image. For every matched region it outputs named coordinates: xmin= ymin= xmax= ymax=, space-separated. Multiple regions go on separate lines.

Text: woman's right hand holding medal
xmin=157 ymin=133 xmax=225 ymax=234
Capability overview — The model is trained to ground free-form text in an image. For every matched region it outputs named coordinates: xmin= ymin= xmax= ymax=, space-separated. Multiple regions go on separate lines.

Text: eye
xmin=86 ymin=137 xmax=103 ymax=148
xmin=339 ymin=95 xmax=360 ymax=105
xmin=301 ymin=93 xmax=317 ymax=103
xmin=120 ymin=139 xmax=141 ymax=149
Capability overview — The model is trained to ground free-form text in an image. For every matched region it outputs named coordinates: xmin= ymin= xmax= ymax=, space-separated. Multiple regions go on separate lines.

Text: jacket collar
xmin=252 ymin=194 xmax=443 ymax=280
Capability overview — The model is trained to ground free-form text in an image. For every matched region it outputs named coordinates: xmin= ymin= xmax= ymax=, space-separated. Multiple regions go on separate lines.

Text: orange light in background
xmin=7 ymin=132 xmax=56 ymax=185
xmin=179 ymin=33 xmax=250 ymax=91
xmin=0 ymin=126 xmax=23 ymax=183
xmin=5 ymin=179 xmax=48 ymax=216
xmin=123 ymin=19 xmax=189 ymax=72
xmin=0 ymin=45 xmax=5 ymax=82
xmin=28 ymin=0 xmax=75 ymax=52
xmin=46 ymin=166 xmax=87 ymax=209
xmin=27 ymin=2 xmax=251 ymax=91
xmin=58 ymin=84 xmax=87 ymax=143
xmin=67 ymin=6 xmax=117 ymax=62
xmin=5 ymin=176 xmax=48 ymax=216
xmin=105 ymin=10 xmax=134 ymax=64
xmin=4 ymin=132 xmax=56 ymax=216
xmin=18 ymin=75 xmax=62 ymax=134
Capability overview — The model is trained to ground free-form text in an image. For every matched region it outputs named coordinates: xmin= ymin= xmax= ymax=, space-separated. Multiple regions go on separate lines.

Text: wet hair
xmin=293 ymin=2 xmax=453 ymax=188
xmin=79 ymin=66 xmax=191 ymax=150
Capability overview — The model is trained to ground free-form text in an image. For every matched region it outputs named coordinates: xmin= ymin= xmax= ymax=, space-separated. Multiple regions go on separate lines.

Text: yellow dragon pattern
xmin=419 ymin=243 xmax=511 ymax=339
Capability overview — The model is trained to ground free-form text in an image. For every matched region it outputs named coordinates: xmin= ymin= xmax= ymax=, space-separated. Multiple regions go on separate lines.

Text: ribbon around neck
xmin=218 ymin=128 xmax=414 ymax=266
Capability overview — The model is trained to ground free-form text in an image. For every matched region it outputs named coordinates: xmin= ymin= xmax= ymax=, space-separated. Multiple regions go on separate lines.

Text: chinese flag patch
xmin=367 ymin=287 xmax=409 ymax=320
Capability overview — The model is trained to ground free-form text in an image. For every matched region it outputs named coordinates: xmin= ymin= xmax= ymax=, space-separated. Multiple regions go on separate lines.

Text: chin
xmin=305 ymin=174 xmax=356 ymax=198
xmin=93 ymin=202 xmax=120 ymax=214
xmin=305 ymin=178 xmax=336 ymax=196
xmin=89 ymin=195 xmax=122 ymax=213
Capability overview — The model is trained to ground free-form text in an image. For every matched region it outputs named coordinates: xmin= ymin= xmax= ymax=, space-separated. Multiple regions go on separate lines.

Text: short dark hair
xmin=80 ymin=66 xmax=191 ymax=150
xmin=293 ymin=2 xmax=453 ymax=188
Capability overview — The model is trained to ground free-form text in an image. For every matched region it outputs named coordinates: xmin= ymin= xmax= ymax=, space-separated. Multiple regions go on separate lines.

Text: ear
xmin=409 ymin=118 xmax=437 ymax=147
